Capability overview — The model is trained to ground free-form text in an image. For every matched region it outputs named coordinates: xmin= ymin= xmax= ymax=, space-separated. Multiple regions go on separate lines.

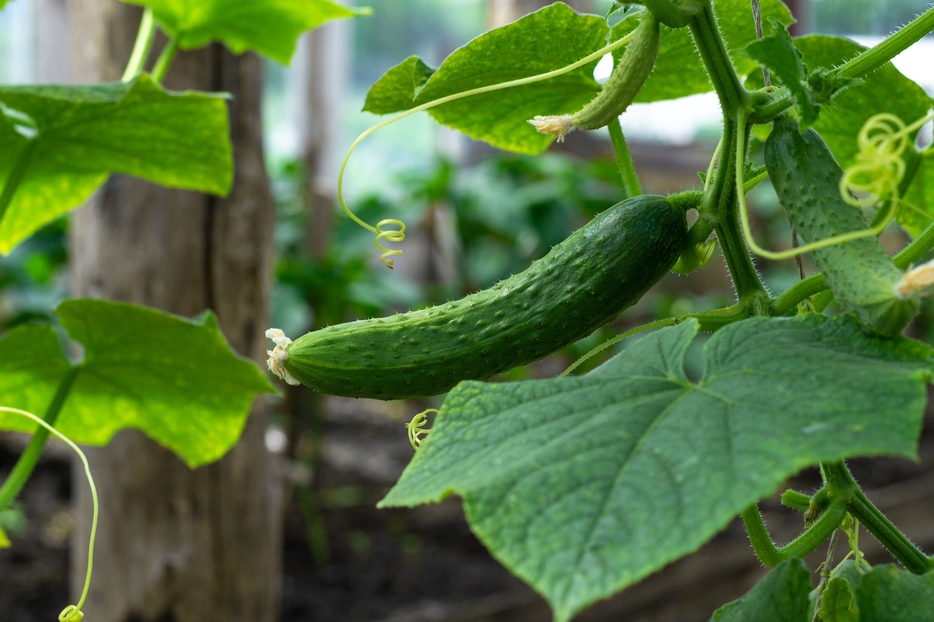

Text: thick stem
xmin=636 ymin=0 xmax=704 ymax=28
xmin=0 ymin=367 xmax=80 ymax=511
xmin=151 ymin=37 xmax=179 ymax=84
xmin=849 ymin=488 xmax=932 ymax=573
xmin=607 ymin=118 xmax=642 ymax=198
xmin=707 ymin=118 xmax=768 ymax=308
xmin=835 ymin=5 xmax=934 ymax=81
xmin=742 ymin=501 xmax=848 ymax=568
xmin=689 ymin=1 xmax=748 ymax=114
xmin=121 ymin=7 xmax=156 ymax=82
xmin=0 ymin=138 xmax=39 ymax=227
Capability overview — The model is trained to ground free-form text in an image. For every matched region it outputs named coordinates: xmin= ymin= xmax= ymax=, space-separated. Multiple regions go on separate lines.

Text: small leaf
xmin=381 ymin=315 xmax=932 ymax=621
xmin=123 ymin=0 xmax=368 ymax=65
xmin=0 ymin=74 xmax=232 ymax=254
xmin=0 ymin=299 xmax=275 ymax=467
xmin=710 ymin=559 xmax=812 ymax=621
xmin=0 ymin=525 xmax=9 ymax=549
xmin=363 ymin=56 xmax=436 ymax=115
xmin=742 ymin=18 xmax=819 ymax=129
xmin=819 ymin=560 xmax=862 ymax=622
xmin=857 ymin=565 xmax=934 ymax=622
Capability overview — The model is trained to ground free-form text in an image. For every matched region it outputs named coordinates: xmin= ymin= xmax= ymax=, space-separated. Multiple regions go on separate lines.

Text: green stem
xmin=151 ymin=37 xmax=180 ymax=84
xmin=706 ymin=117 xmax=769 ymax=309
xmin=742 ymin=501 xmax=848 ymax=567
xmin=850 ymin=490 xmax=932 ymax=573
xmin=0 ymin=138 xmax=38 ymax=228
xmin=121 ymin=7 xmax=156 ymax=82
xmin=689 ymin=1 xmax=749 ymax=114
xmin=607 ymin=118 xmax=642 ymax=198
xmin=835 ymin=5 xmax=934 ymax=81
xmin=636 ymin=0 xmax=704 ymax=28
xmin=0 ymin=367 xmax=80 ymax=511
xmin=781 ymin=489 xmax=812 ymax=512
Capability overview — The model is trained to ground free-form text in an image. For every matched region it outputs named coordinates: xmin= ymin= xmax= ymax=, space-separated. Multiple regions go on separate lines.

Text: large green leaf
xmin=856 ymin=565 xmax=934 ymax=622
xmin=0 ymin=74 xmax=231 ymax=255
xmin=363 ymin=1 xmax=792 ymax=154
xmin=0 ymin=299 xmax=274 ymax=467
xmin=124 ymin=0 xmax=367 ymax=65
xmin=709 ymin=559 xmax=812 ymax=621
xmin=902 ymin=147 xmax=934 ymax=237
xmin=381 ymin=315 xmax=932 ymax=622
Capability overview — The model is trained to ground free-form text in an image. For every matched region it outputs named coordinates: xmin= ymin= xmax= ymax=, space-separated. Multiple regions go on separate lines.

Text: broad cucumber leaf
xmin=741 ymin=18 xmax=819 ymax=129
xmin=0 ymin=299 xmax=275 ymax=467
xmin=819 ymin=560 xmax=861 ymax=622
xmin=123 ymin=0 xmax=368 ymax=65
xmin=709 ymin=559 xmax=812 ymax=621
xmin=856 ymin=565 xmax=934 ymax=622
xmin=363 ymin=0 xmax=792 ymax=154
xmin=381 ymin=315 xmax=932 ymax=622
xmin=0 ymin=74 xmax=231 ymax=255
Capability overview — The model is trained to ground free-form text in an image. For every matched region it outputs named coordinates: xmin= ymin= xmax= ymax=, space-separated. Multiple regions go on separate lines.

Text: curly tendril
xmin=405 ymin=409 xmax=437 ymax=450
xmin=337 ymin=29 xmax=637 ymax=268
xmin=0 ymin=407 xmax=97 ymax=622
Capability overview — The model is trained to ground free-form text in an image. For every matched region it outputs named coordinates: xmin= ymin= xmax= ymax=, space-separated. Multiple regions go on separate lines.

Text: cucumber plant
xmin=267 ymin=1 xmax=934 ymax=620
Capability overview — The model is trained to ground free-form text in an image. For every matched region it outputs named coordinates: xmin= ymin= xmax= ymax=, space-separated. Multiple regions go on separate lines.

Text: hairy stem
xmin=689 ymin=1 xmax=748 ymax=114
xmin=608 ymin=118 xmax=642 ymax=198
xmin=835 ymin=5 xmax=934 ymax=81
xmin=121 ymin=7 xmax=156 ymax=82
xmin=0 ymin=367 xmax=80 ymax=511
xmin=742 ymin=501 xmax=848 ymax=567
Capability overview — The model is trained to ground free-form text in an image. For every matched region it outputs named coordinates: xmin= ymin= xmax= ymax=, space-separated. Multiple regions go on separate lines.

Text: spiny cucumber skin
xmin=765 ymin=118 xmax=919 ymax=335
xmin=571 ymin=12 xmax=660 ymax=131
xmin=285 ymin=194 xmax=688 ymax=400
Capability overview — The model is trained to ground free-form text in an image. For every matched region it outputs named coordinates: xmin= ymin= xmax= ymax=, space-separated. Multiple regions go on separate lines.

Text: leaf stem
xmin=742 ymin=501 xmax=848 ymax=568
xmin=0 ymin=367 xmax=80 ymax=511
xmin=607 ymin=118 xmax=642 ymax=198
xmin=834 ymin=5 xmax=934 ymax=81
xmin=121 ymin=7 xmax=156 ymax=82
xmin=151 ymin=37 xmax=179 ymax=84
xmin=0 ymin=138 xmax=39 ymax=228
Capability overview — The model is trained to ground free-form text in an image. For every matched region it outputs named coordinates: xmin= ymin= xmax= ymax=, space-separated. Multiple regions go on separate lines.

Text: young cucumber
xmin=283 ymin=194 xmax=688 ymax=399
xmin=765 ymin=117 xmax=919 ymax=335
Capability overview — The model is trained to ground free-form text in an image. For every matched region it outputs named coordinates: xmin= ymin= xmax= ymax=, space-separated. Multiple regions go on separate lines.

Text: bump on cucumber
xmin=285 ymin=194 xmax=688 ymax=399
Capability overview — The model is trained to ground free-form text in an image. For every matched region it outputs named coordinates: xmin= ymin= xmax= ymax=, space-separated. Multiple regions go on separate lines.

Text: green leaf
xmin=791 ymin=35 xmax=930 ymax=170
xmin=0 ymin=525 xmax=9 ymax=549
xmin=363 ymin=56 xmax=436 ymax=115
xmin=819 ymin=560 xmax=862 ymax=622
xmin=856 ymin=565 xmax=934 ymax=622
xmin=710 ymin=559 xmax=812 ymax=621
xmin=0 ymin=74 xmax=232 ymax=255
xmin=901 ymin=147 xmax=934 ymax=237
xmin=614 ymin=0 xmax=794 ymax=103
xmin=363 ymin=1 xmax=793 ymax=153
xmin=0 ymin=299 xmax=275 ymax=467
xmin=381 ymin=315 xmax=931 ymax=622
xmin=123 ymin=0 xmax=368 ymax=65
xmin=742 ymin=18 xmax=819 ymax=129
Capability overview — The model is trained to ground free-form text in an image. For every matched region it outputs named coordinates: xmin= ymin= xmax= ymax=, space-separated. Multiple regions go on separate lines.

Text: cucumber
xmin=765 ymin=117 xmax=919 ymax=335
xmin=281 ymin=194 xmax=688 ymax=399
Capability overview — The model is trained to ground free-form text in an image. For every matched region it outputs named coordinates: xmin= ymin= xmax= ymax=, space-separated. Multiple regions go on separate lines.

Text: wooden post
xmin=67 ymin=3 xmax=283 ymax=620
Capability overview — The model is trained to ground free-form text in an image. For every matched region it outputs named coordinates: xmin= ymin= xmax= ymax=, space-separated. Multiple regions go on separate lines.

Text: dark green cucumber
xmin=284 ymin=194 xmax=688 ymax=399
xmin=571 ymin=12 xmax=660 ymax=130
xmin=765 ymin=117 xmax=919 ymax=334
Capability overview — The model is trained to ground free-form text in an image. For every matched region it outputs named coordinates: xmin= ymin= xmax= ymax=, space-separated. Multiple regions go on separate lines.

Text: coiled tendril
xmin=839 ymin=112 xmax=918 ymax=208
xmin=405 ymin=409 xmax=438 ymax=450
xmin=0 ymin=407 xmax=97 ymax=622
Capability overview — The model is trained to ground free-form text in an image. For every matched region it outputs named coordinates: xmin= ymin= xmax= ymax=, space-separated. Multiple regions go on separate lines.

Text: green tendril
xmin=405 ymin=409 xmax=438 ymax=450
xmin=0 ymin=407 xmax=97 ymax=622
xmin=737 ymin=110 xmax=896 ymax=261
xmin=337 ymin=29 xmax=637 ymax=268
